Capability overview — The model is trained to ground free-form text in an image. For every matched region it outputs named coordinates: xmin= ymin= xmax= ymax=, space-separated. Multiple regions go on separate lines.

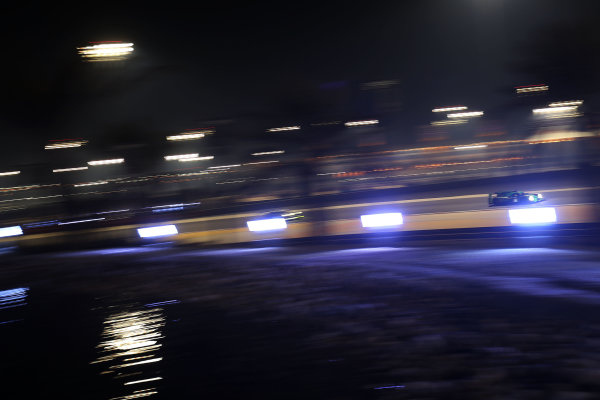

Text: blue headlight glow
xmin=0 ymin=226 xmax=23 ymax=238
xmin=508 ymin=208 xmax=557 ymax=224
xmin=137 ymin=224 xmax=178 ymax=238
xmin=360 ymin=213 xmax=404 ymax=228
xmin=247 ymin=218 xmax=287 ymax=232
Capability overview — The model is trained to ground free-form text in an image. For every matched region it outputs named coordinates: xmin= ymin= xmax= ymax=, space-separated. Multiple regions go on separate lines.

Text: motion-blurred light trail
xmin=77 ymin=41 xmax=134 ymax=62
xmin=0 ymin=171 xmax=20 ymax=176
xmin=88 ymin=158 xmax=124 ymax=166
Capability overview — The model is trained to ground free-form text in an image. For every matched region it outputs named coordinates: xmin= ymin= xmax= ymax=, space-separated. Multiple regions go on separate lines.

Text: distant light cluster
xmin=77 ymin=42 xmax=134 ymax=62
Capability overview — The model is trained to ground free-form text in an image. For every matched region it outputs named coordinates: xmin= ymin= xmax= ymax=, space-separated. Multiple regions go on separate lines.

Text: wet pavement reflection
xmin=2 ymin=245 xmax=600 ymax=399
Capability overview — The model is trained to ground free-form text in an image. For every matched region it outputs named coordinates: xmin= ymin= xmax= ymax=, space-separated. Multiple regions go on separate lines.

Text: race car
xmin=488 ymin=191 xmax=544 ymax=206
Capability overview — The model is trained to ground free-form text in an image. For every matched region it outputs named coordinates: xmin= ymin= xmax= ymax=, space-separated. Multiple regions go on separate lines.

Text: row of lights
xmin=0 ymin=206 xmax=559 ymax=240
xmin=3 ymin=150 xmax=284 ymax=177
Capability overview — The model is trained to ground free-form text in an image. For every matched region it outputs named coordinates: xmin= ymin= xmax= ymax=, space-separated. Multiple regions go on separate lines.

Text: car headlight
xmin=528 ymin=195 xmax=535 ymax=201
xmin=538 ymin=193 xmax=543 ymax=198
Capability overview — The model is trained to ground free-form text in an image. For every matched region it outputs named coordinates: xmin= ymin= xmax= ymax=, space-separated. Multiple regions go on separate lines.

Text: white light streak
xmin=164 ymin=153 xmax=199 ymax=161
xmin=58 ymin=218 xmax=105 ymax=226
xmin=430 ymin=119 xmax=467 ymax=126
xmin=208 ymin=164 xmax=240 ymax=169
xmin=360 ymin=213 xmax=403 ymax=228
xmin=454 ymin=144 xmax=488 ymax=150
xmin=74 ymin=181 xmax=109 ymax=187
xmin=508 ymin=208 xmax=557 ymax=224
xmin=88 ymin=158 xmax=124 ymax=166
xmin=447 ymin=111 xmax=484 ymax=118
xmin=45 ymin=140 xmax=87 ymax=150
xmin=244 ymin=161 xmax=279 ymax=165
xmin=124 ymin=377 xmax=162 ymax=386
xmin=0 ymin=171 xmax=20 ymax=176
xmin=97 ymin=209 xmax=130 ymax=214
xmin=267 ymin=126 xmax=301 ymax=132
xmin=0 ymin=226 xmax=23 ymax=238
xmin=516 ymin=85 xmax=548 ymax=93
xmin=53 ymin=166 xmax=88 ymax=173
xmin=247 ymin=218 xmax=287 ymax=232
xmin=137 ymin=225 xmax=178 ymax=238
xmin=549 ymin=100 xmax=583 ymax=107
xmin=251 ymin=150 xmax=285 ymax=156
xmin=78 ymin=42 xmax=134 ymax=61
xmin=344 ymin=119 xmax=379 ymax=127
xmin=178 ymin=156 xmax=214 ymax=162
xmin=166 ymin=132 xmax=206 ymax=141
xmin=432 ymin=106 xmax=467 ymax=113
xmin=533 ymin=106 xmax=578 ymax=114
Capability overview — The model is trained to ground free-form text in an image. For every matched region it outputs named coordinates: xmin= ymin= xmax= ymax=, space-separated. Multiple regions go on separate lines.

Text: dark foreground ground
xmin=2 ymin=242 xmax=600 ymax=399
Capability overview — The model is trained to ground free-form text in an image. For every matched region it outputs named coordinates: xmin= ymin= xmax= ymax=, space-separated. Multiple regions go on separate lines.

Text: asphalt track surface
xmin=2 ymin=242 xmax=600 ymax=399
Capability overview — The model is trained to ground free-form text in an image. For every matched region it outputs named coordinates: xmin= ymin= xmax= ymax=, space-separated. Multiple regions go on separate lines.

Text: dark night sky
xmin=0 ymin=1 xmax=598 ymax=165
